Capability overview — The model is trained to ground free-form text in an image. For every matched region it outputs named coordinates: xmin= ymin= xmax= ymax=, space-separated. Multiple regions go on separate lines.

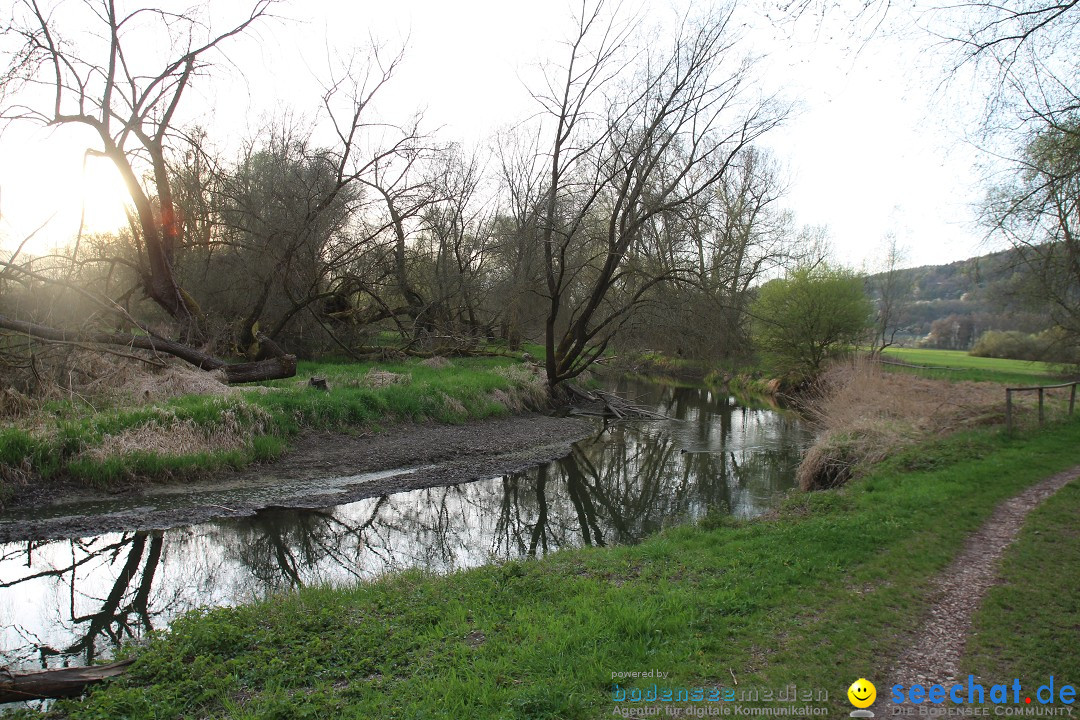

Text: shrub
xmin=971 ymin=328 xmax=1080 ymax=364
xmin=752 ymin=265 xmax=873 ymax=379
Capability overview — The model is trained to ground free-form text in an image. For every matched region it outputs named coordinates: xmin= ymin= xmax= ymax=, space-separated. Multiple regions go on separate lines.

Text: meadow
xmin=880 ymin=347 xmax=1064 ymax=386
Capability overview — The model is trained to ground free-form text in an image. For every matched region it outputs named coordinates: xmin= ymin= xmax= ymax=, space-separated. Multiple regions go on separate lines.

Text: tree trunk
xmin=221 ymin=355 xmax=297 ymax=383
xmin=0 ymin=315 xmax=297 ymax=384
xmin=0 ymin=661 xmax=132 ymax=703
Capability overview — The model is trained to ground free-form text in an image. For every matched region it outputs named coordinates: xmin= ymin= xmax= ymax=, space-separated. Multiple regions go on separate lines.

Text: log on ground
xmin=0 ymin=660 xmax=133 ymax=703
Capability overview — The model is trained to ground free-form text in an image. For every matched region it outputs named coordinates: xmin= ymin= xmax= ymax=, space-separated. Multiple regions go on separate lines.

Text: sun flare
xmin=77 ymin=158 xmax=133 ymax=235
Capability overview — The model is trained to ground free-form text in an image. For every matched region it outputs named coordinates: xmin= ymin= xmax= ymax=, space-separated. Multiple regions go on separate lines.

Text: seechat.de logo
xmin=849 ymin=678 xmax=877 ymax=718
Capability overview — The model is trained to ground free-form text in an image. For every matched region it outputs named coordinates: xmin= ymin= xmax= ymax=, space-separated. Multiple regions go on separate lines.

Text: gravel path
xmin=883 ymin=465 xmax=1080 ymax=710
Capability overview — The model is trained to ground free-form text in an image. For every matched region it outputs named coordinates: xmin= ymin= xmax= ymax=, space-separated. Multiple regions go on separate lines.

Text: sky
xmin=0 ymin=0 xmax=1003 ymax=271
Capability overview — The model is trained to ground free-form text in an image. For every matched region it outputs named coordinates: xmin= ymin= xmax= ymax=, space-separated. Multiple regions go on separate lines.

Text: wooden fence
xmin=878 ymin=359 xmax=963 ymax=372
xmin=1005 ymin=380 xmax=1080 ymax=432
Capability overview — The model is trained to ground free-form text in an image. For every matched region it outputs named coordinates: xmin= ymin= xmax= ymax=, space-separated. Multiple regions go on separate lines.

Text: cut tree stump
xmin=0 ymin=660 xmax=132 ymax=703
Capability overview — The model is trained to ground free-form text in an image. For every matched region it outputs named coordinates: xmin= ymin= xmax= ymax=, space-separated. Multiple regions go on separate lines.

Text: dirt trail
xmin=882 ymin=465 xmax=1080 ymax=711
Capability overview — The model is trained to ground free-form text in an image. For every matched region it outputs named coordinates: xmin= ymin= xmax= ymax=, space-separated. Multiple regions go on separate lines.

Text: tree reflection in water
xmin=0 ymin=381 xmax=808 ymax=671
xmin=0 ymin=531 xmax=165 ymax=669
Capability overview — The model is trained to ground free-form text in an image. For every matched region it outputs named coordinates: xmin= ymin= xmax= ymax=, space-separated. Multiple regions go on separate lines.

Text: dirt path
xmin=882 ymin=465 xmax=1080 ymax=709
xmin=0 ymin=414 xmax=595 ymax=542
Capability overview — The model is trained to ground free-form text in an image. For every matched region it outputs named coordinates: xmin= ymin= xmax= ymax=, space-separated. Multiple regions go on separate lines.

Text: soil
xmin=881 ymin=465 xmax=1080 ymax=712
xmin=0 ymin=413 xmax=595 ymax=543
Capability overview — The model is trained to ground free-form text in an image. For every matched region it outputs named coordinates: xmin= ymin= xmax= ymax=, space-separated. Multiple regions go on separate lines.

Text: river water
xmin=0 ymin=380 xmax=809 ymax=671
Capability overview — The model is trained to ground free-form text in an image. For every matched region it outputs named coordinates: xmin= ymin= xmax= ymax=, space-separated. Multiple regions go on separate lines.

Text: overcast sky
xmin=0 ymin=0 xmax=1001 ymax=270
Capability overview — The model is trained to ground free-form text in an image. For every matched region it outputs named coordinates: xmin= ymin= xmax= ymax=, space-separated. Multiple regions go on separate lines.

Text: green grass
xmin=0 ymin=356 xmax=541 ymax=492
xmin=0 ymin=396 xmax=273 ymax=485
xmin=963 ymin=479 xmax=1080 ymax=687
xmin=252 ymin=357 xmax=530 ymax=431
xmin=28 ymin=418 xmax=1080 ymax=720
xmin=881 ymin=347 xmax=1066 ymax=385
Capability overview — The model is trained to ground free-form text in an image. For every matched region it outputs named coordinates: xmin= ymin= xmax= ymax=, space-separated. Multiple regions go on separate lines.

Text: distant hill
xmin=865 ymin=247 xmax=1049 ymax=349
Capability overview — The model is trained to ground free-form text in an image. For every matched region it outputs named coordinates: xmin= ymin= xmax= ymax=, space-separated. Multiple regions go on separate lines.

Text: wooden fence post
xmin=1006 ymin=389 xmax=1013 ymax=432
xmin=1039 ymin=388 xmax=1045 ymax=426
xmin=1070 ymin=383 xmax=1077 ymax=417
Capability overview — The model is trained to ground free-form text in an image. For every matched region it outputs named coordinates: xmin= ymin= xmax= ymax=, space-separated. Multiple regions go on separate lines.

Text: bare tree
xmin=924 ymin=3 xmax=1080 ymax=352
xmin=492 ymin=128 xmax=550 ymax=349
xmin=984 ymin=121 xmax=1080 ymax=354
xmin=929 ymin=1 xmax=1079 ymax=65
xmin=418 ymin=144 xmax=499 ymax=339
xmin=867 ymin=233 xmax=910 ymax=355
xmin=180 ymin=120 xmax=361 ymax=358
xmin=517 ymin=1 xmax=787 ymax=394
xmin=621 ymin=146 xmax=796 ymax=360
xmin=0 ymin=0 xmax=310 ymax=381
xmin=1 ymin=0 xmax=276 ymax=340
xmin=0 ymin=5 xmax=439 ymax=377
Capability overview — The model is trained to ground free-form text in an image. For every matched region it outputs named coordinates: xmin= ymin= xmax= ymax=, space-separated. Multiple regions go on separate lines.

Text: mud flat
xmin=0 ymin=414 xmax=594 ymax=542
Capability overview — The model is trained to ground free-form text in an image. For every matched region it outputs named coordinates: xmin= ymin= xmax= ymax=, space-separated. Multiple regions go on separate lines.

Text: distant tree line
xmin=3 ymin=0 xmax=1077 ymax=396
xmin=1 ymin=0 xmax=839 ymax=395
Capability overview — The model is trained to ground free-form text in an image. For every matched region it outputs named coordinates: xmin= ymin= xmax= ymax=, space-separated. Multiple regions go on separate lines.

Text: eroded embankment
xmin=1 ymin=354 xmax=555 ymax=511
xmin=0 ymin=414 xmax=594 ymax=543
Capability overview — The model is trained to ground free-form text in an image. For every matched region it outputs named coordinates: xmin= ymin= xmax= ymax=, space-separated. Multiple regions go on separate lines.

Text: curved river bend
xmin=0 ymin=380 xmax=809 ymax=671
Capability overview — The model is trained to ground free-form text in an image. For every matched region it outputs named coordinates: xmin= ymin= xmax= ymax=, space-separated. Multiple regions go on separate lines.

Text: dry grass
xmin=492 ymin=363 xmax=549 ymax=411
xmin=0 ymin=455 xmax=33 ymax=496
xmin=82 ymin=403 xmax=271 ymax=464
xmin=420 ymin=356 xmax=452 ymax=369
xmin=797 ymin=358 xmax=1003 ymax=490
xmin=0 ymin=349 xmax=233 ymax=421
xmin=86 ymin=359 xmax=234 ymax=402
xmin=360 ymin=368 xmax=411 ymax=388
xmin=440 ymin=392 xmax=468 ymax=416
xmin=0 ymin=387 xmax=35 ymax=419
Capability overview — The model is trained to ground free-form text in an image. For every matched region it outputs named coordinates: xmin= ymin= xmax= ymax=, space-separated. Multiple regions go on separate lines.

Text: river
xmin=0 ymin=379 xmax=809 ymax=672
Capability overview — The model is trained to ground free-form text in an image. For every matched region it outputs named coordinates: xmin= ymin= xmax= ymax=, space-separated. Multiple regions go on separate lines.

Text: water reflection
xmin=0 ymin=382 xmax=809 ymax=670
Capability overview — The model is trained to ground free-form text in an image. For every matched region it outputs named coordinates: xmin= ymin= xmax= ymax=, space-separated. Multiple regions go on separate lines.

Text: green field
xmin=880 ymin=347 xmax=1067 ymax=385
xmin=26 ymin=418 xmax=1080 ymax=720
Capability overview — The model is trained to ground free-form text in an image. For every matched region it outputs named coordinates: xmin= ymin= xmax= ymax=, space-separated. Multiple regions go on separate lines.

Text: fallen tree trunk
xmin=563 ymin=384 xmax=668 ymax=420
xmin=0 ymin=314 xmax=296 ymax=384
xmin=220 ymin=354 xmax=297 ymax=383
xmin=0 ymin=660 xmax=132 ymax=703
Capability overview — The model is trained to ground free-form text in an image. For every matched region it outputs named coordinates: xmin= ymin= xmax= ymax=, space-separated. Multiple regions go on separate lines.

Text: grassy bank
xmin=0 ymin=356 xmax=545 ymax=500
xmin=22 ymin=418 xmax=1080 ymax=719
xmin=608 ymin=349 xmax=779 ymax=395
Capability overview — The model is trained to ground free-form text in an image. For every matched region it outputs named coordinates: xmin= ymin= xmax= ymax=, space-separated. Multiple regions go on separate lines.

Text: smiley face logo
xmin=848 ymin=678 xmax=877 ymax=708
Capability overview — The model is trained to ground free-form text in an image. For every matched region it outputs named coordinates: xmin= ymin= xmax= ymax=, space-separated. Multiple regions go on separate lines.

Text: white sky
xmin=0 ymin=0 xmax=1002 ymax=270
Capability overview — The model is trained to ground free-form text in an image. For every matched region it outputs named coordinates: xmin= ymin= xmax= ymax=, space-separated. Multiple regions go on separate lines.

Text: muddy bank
xmin=0 ymin=414 xmax=594 ymax=543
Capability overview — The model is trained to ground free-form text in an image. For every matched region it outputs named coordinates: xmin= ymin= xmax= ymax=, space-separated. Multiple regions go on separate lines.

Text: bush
xmin=752 ymin=265 xmax=873 ymax=379
xmin=971 ymin=328 xmax=1080 ymax=364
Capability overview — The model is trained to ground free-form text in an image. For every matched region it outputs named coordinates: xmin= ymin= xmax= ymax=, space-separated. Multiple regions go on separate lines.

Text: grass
xmin=963 ymin=478 xmax=1080 ymax=688
xmin=880 ymin=347 xmax=1066 ymax=386
xmin=253 ymin=358 xmax=539 ymax=431
xmin=21 ymin=417 xmax=1080 ymax=720
xmin=0 ymin=356 xmax=545 ymax=495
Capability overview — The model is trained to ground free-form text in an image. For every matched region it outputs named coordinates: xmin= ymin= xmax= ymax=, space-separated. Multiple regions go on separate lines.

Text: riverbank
xmin=22 ymin=416 xmax=1080 ymax=719
xmin=0 ymin=413 xmax=594 ymax=542
xmin=0 ymin=355 xmax=550 ymax=508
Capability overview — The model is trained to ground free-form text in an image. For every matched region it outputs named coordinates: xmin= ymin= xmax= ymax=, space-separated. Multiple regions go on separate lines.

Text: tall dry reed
xmin=796 ymin=358 xmax=1002 ymax=490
